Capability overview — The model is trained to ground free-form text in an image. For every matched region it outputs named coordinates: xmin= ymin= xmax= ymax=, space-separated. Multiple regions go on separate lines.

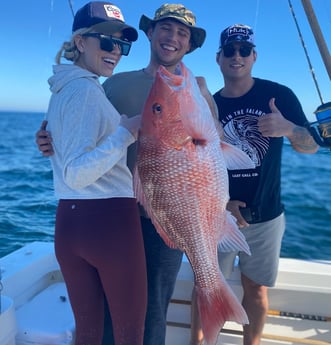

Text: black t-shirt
xmin=214 ymin=78 xmax=308 ymax=222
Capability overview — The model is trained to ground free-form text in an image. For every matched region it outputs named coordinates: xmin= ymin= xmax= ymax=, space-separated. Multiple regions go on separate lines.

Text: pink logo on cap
xmin=104 ymin=4 xmax=124 ymax=21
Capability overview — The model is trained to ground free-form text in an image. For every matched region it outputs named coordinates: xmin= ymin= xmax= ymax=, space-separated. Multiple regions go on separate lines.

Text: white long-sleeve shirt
xmin=46 ymin=64 xmax=135 ymax=199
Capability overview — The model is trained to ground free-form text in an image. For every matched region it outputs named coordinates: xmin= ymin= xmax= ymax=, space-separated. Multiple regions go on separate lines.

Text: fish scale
xmin=134 ymin=62 xmax=255 ymax=345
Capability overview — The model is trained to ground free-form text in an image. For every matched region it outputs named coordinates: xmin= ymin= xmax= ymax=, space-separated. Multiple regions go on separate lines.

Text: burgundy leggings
xmin=55 ymin=198 xmax=147 ymax=345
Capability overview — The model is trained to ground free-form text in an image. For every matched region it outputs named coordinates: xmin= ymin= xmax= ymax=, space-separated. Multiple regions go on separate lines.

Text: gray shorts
xmin=218 ymin=213 xmax=285 ymax=287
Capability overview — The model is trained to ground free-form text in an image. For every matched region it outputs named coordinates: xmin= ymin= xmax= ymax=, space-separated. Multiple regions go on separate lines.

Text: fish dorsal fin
xmin=177 ymin=63 xmax=220 ymax=143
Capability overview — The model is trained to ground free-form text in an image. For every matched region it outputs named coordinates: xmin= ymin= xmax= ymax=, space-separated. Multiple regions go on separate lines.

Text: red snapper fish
xmin=134 ymin=62 xmax=254 ymax=345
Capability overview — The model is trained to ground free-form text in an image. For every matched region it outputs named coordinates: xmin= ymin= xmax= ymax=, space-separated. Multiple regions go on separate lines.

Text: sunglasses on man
xmin=222 ymin=45 xmax=253 ymax=58
xmin=83 ymin=33 xmax=132 ymax=56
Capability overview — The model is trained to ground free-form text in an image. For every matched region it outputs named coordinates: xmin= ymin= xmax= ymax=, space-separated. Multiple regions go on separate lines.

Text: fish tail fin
xmin=195 ymin=281 xmax=248 ymax=345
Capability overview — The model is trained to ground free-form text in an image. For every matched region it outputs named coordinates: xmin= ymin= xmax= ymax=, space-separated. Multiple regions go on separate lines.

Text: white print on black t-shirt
xmin=222 ymin=110 xmax=269 ymax=167
xmin=231 ymin=172 xmax=258 ymax=178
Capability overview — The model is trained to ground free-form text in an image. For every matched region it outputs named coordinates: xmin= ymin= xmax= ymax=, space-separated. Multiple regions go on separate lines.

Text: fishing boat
xmin=0 ymin=241 xmax=330 ymax=345
xmin=1 ymin=1 xmax=331 ymax=345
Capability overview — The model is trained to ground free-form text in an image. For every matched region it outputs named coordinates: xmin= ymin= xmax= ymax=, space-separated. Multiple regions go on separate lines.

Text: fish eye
xmin=152 ymin=103 xmax=162 ymax=114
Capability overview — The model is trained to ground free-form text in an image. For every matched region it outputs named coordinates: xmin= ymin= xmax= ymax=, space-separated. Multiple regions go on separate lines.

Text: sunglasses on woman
xmin=222 ymin=45 xmax=253 ymax=58
xmin=83 ymin=33 xmax=132 ymax=56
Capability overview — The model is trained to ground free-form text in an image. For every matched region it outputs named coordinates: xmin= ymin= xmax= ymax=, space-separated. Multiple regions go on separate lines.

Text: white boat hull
xmin=0 ymin=242 xmax=330 ymax=345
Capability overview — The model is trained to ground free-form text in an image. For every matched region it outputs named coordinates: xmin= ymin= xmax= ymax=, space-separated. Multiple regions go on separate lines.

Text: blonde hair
xmin=55 ymin=28 xmax=93 ymax=64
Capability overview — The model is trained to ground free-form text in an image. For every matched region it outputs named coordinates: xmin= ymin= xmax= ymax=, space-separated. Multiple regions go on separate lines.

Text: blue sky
xmin=1 ymin=0 xmax=331 ymax=121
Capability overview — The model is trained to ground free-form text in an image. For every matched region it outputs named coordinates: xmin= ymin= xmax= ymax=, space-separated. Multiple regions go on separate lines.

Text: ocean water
xmin=0 ymin=111 xmax=330 ymax=260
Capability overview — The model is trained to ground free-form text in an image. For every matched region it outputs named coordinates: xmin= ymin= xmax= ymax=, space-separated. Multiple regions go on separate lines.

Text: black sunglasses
xmin=222 ymin=45 xmax=253 ymax=58
xmin=82 ymin=33 xmax=132 ymax=56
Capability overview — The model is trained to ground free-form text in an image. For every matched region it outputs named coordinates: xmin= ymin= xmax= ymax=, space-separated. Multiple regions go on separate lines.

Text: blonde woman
xmin=45 ymin=2 xmax=147 ymax=345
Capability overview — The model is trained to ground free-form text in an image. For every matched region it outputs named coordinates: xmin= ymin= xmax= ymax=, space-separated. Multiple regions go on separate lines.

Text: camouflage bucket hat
xmin=139 ymin=3 xmax=206 ymax=53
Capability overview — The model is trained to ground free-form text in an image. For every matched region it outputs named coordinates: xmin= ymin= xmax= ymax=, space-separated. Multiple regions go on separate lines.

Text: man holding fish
xmin=36 ymin=4 xmax=227 ymax=345
xmin=104 ymin=5 xmax=231 ymax=345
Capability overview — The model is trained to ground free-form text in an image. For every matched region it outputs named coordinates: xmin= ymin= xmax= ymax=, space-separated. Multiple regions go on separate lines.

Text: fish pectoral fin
xmin=218 ymin=211 xmax=251 ymax=255
xmin=221 ymin=141 xmax=255 ymax=170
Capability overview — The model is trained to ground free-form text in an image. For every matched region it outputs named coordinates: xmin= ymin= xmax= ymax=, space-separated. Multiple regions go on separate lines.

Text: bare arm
xmin=258 ymin=98 xmax=319 ymax=153
xmin=287 ymin=125 xmax=319 ymax=153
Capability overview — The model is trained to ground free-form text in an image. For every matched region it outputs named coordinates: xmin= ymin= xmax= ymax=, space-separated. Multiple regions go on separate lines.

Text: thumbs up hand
xmin=258 ymin=98 xmax=295 ymax=138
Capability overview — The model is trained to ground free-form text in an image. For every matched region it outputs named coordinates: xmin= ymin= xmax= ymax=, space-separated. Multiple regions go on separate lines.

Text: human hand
xmin=36 ymin=120 xmax=54 ymax=156
xmin=120 ymin=114 xmax=141 ymax=140
xmin=257 ymin=98 xmax=295 ymax=138
xmin=226 ymin=200 xmax=249 ymax=228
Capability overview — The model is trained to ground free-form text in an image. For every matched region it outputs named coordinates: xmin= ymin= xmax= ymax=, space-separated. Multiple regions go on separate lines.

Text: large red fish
xmin=134 ymin=62 xmax=254 ymax=345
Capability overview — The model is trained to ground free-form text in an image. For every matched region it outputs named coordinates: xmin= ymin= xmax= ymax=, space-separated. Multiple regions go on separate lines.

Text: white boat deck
xmin=166 ymin=259 xmax=331 ymax=345
xmin=1 ymin=242 xmax=330 ymax=345
xmin=166 ymin=295 xmax=331 ymax=345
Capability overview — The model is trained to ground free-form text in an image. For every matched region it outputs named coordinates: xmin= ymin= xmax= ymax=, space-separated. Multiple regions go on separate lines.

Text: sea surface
xmin=0 ymin=111 xmax=330 ymax=260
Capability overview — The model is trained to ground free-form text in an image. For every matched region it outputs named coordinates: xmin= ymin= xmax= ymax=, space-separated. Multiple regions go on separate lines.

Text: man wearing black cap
xmin=191 ymin=24 xmax=318 ymax=345
xmin=36 ymin=4 xmax=216 ymax=345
